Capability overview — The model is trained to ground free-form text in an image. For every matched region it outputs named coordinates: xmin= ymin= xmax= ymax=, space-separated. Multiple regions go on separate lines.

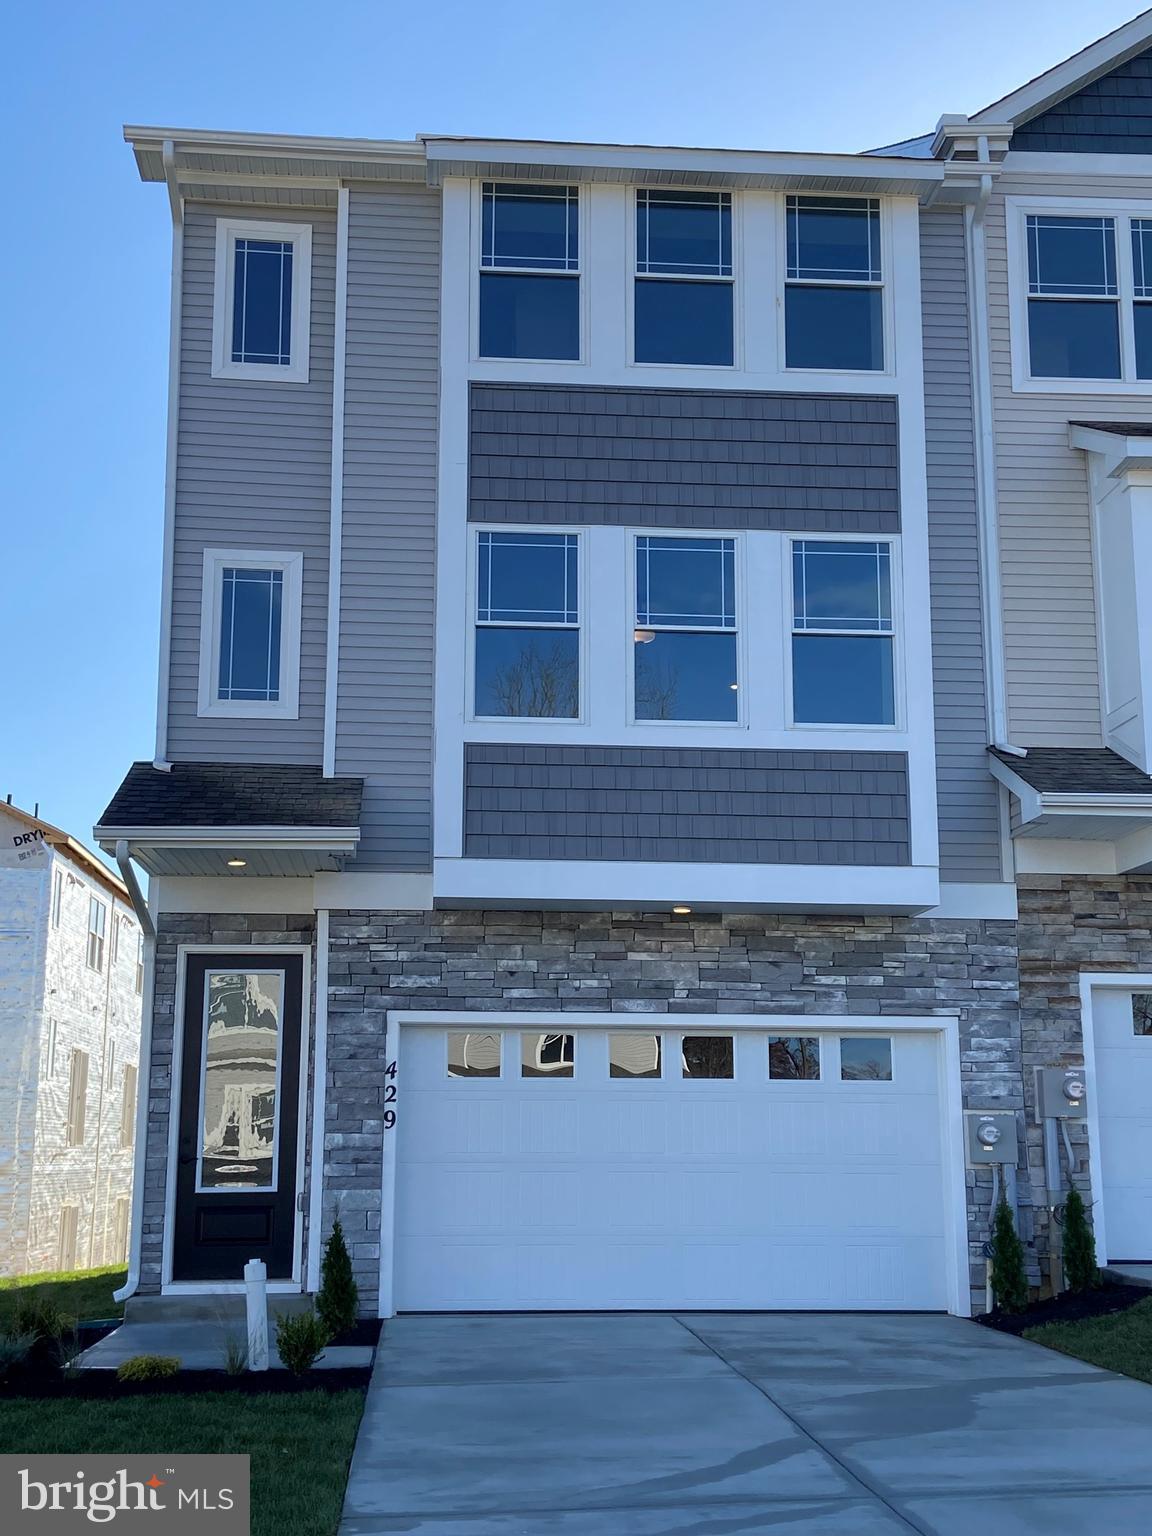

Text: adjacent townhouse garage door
xmin=391 ymin=1022 xmax=958 ymax=1312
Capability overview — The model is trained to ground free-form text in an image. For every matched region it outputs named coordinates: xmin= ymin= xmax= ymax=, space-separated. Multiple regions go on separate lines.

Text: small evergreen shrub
xmin=1063 ymin=1185 xmax=1100 ymax=1294
xmin=116 ymin=1354 xmax=180 ymax=1382
xmin=317 ymin=1219 xmax=359 ymax=1339
xmin=989 ymin=1196 xmax=1029 ymax=1314
xmin=275 ymin=1309 xmax=329 ymax=1375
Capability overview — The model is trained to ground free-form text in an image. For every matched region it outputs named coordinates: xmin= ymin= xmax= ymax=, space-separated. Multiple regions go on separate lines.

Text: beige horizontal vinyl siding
xmin=167 ymin=203 xmax=334 ymax=764
xmin=988 ymin=169 xmax=1152 ymax=746
xmin=335 ymin=186 xmax=440 ymax=870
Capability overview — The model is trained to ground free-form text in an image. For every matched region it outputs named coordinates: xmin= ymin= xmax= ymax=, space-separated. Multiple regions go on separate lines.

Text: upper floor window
xmin=634 ymin=191 xmax=734 ymax=366
xmin=473 ymin=530 xmax=580 ymax=717
xmin=791 ymin=540 xmax=895 ymax=725
xmin=634 ymin=536 xmax=738 ymax=721
xmin=66 ymin=1048 xmax=89 ymax=1145
xmin=1026 ymin=214 xmax=1120 ymax=379
xmin=198 ymin=549 xmax=303 ymax=720
xmin=86 ymin=897 xmax=106 ymax=972
xmin=785 ymin=197 xmax=883 ymax=371
xmin=479 ymin=184 xmax=580 ymax=361
xmin=212 ymin=218 xmax=312 ymax=383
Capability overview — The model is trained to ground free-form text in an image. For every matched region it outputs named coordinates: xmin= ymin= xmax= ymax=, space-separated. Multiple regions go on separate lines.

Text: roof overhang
xmin=1070 ymin=422 xmax=1152 ymax=482
xmin=421 ymin=136 xmax=945 ymax=197
xmin=971 ymin=11 xmax=1152 ymax=130
xmin=989 ymin=756 xmax=1152 ymax=868
xmin=94 ymin=823 xmax=360 ymax=878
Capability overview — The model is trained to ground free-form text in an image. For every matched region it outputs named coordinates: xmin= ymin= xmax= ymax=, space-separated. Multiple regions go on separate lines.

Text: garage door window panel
xmin=608 ymin=1034 xmax=662 ymax=1079
xmin=840 ymin=1036 xmax=893 ymax=1081
xmin=1132 ymin=994 xmax=1152 ymax=1035
xmin=681 ymin=1035 xmax=734 ymax=1079
xmin=769 ymin=1036 xmax=821 ymax=1080
xmin=522 ymin=1032 xmax=575 ymax=1078
xmin=447 ymin=1032 xmax=502 ymax=1077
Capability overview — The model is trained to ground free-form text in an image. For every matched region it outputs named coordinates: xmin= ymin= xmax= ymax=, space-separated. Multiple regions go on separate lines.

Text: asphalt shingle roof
xmin=1069 ymin=420 xmax=1152 ymax=436
xmin=97 ymin=761 xmax=364 ymax=830
xmin=989 ymin=746 xmax=1152 ymax=795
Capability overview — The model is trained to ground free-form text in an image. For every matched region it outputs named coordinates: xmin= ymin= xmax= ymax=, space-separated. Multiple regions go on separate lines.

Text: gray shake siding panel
xmin=920 ymin=208 xmax=1002 ymax=882
xmin=167 ymin=204 xmax=334 ymax=764
xmin=1011 ymin=48 xmax=1152 ymax=152
xmin=463 ymin=746 xmax=910 ymax=865
xmin=469 ymin=385 xmax=900 ymax=531
xmin=335 ymin=187 xmax=440 ymax=870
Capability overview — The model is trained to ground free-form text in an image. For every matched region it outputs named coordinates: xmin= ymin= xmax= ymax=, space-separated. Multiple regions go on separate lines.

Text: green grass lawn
xmin=0 ymin=1267 xmax=127 ymax=1325
xmin=1024 ymin=1294 xmax=1152 ymax=1384
xmin=0 ymin=1390 xmax=365 ymax=1536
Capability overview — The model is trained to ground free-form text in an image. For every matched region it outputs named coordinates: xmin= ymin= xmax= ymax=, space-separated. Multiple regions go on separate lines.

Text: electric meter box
xmin=1036 ymin=1067 xmax=1089 ymax=1120
xmin=965 ymin=1111 xmax=1018 ymax=1165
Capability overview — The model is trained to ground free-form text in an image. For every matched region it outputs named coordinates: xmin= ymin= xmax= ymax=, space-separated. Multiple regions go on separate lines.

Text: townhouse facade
xmin=99 ymin=12 xmax=1152 ymax=1318
xmin=0 ymin=801 xmax=142 ymax=1276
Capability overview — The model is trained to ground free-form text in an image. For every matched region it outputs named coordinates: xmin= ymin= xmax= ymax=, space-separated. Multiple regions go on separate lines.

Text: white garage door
xmin=1093 ymin=988 xmax=1152 ymax=1262
xmin=393 ymin=1025 xmax=950 ymax=1311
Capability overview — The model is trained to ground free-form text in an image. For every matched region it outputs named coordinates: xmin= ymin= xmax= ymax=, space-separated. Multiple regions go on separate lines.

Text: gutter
xmin=112 ymin=842 xmax=155 ymax=1306
xmin=963 ymin=137 xmax=1017 ymax=756
xmin=153 ymin=140 xmax=182 ymax=769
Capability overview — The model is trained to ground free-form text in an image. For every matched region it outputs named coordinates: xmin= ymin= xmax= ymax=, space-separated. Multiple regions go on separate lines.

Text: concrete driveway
xmin=339 ymin=1312 xmax=1152 ymax=1534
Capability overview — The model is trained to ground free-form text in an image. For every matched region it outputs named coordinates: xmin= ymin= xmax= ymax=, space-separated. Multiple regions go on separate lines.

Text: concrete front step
xmin=1103 ymin=1264 xmax=1152 ymax=1290
xmin=125 ymin=1292 xmax=314 ymax=1324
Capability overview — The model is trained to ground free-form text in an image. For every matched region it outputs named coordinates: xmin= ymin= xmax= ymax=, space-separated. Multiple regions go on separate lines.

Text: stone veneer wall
xmin=1017 ymin=874 xmax=1152 ymax=1262
xmin=142 ymin=913 xmax=316 ymax=1295
xmin=326 ymin=908 xmax=1022 ymax=1313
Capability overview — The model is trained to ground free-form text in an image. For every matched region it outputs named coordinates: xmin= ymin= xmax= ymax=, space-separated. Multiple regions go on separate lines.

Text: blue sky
xmin=1 ymin=0 xmax=1141 ymax=859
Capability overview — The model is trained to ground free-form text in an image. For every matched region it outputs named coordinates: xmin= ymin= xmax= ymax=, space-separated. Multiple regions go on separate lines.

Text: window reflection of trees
xmin=681 ymin=1035 xmax=734 ymax=1078
xmin=768 ymin=1036 xmax=821 ymax=1080
xmin=200 ymin=972 xmax=282 ymax=1189
xmin=489 ymin=639 xmax=578 ymax=717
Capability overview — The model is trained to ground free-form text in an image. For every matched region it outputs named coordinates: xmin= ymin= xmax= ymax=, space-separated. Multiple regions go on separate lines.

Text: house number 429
xmin=383 ymin=1059 xmax=397 ymax=1130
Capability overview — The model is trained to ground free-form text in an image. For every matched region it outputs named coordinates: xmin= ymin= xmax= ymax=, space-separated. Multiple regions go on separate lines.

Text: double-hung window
xmin=479 ymin=183 xmax=580 ymax=360
xmin=785 ymin=197 xmax=883 ymax=371
xmin=198 ymin=549 xmax=303 ymax=719
xmin=212 ymin=219 xmax=311 ymax=382
xmin=86 ymin=898 xmax=106 ymax=973
xmin=635 ymin=190 xmax=734 ymax=366
xmin=1026 ymin=214 xmax=1121 ymax=379
xmin=634 ymin=536 xmax=738 ymax=721
xmin=791 ymin=540 xmax=895 ymax=725
xmin=473 ymin=531 xmax=580 ymax=718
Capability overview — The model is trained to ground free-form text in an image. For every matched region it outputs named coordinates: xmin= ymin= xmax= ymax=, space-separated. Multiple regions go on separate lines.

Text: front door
xmin=172 ymin=951 xmax=304 ymax=1281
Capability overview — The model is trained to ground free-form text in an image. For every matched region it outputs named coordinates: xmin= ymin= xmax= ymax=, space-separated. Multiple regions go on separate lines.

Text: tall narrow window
xmin=199 ymin=549 xmax=303 ymax=719
xmin=51 ymin=868 xmax=63 ymax=928
xmin=86 ymin=898 xmax=106 ymax=972
xmin=474 ymin=531 xmax=579 ymax=717
xmin=786 ymin=197 xmax=883 ymax=371
xmin=66 ymin=1049 xmax=89 ymax=1146
xmin=479 ymin=183 xmax=580 ymax=360
xmin=212 ymin=219 xmax=311 ymax=382
xmin=792 ymin=541 xmax=895 ymax=725
xmin=58 ymin=1206 xmax=79 ymax=1271
xmin=1026 ymin=214 xmax=1120 ymax=379
xmin=113 ymin=1197 xmax=130 ymax=1265
xmin=121 ymin=1063 xmax=138 ymax=1149
xmin=634 ymin=536 xmax=737 ymax=721
xmin=635 ymin=190 xmax=733 ymax=365
xmin=1131 ymin=220 xmax=1152 ymax=379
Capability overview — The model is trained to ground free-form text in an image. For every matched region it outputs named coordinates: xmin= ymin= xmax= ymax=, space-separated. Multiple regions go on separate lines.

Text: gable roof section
xmin=0 ymin=800 xmax=129 ymax=901
xmin=97 ymin=761 xmax=364 ymax=832
xmin=973 ymin=10 xmax=1152 ymax=132
xmin=989 ymin=746 xmax=1152 ymax=795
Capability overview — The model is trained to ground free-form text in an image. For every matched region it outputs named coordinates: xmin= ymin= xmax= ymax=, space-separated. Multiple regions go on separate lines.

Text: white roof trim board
xmin=972 ymin=9 xmax=1152 ymax=128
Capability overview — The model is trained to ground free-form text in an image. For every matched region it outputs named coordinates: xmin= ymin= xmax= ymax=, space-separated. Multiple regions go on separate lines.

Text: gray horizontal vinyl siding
xmin=334 ymin=186 xmax=440 ymax=870
xmin=167 ymin=203 xmax=333 ymax=764
xmin=469 ymin=385 xmax=900 ymax=531
xmin=986 ymin=169 xmax=1152 ymax=745
xmin=920 ymin=208 xmax=1002 ymax=882
xmin=464 ymin=746 xmax=910 ymax=865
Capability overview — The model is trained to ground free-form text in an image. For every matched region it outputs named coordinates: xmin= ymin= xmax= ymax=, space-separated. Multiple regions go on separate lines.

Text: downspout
xmin=153 ymin=140 xmax=183 ymax=770
xmin=964 ymin=137 xmax=1021 ymax=756
xmin=112 ymin=841 xmax=155 ymax=1305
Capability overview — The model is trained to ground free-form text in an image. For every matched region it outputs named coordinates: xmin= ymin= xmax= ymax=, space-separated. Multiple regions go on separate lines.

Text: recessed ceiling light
xmin=226 ymin=857 xmax=247 ymax=869
xmin=672 ymin=905 xmax=692 ymax=915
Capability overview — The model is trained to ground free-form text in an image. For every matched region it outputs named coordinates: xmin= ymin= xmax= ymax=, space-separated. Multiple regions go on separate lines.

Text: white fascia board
xmin=987 ymin=757 xmax=1044 ymax=823
xmin=422 ymin=137 xmax=944 ymax=190
xmin=124 ymin=125 xmax=423 ymax=166
xmin=1069 ymin=423 xmax=1152 ymax=478
xmin=972 ymin=13 xmax=1152 ymax=128
xmin=1042 ymin=793 xmax=1152 ymax=816
xmin=434 ymin=858 xmax=940 ymax=913
xmin=96 ymin=825 xmax=360 ymax=849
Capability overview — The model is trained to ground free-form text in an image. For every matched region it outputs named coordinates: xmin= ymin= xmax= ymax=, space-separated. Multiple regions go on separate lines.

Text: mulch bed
xmin=977 ymin=1283 xmax=1149 ymax=1336
xmin=328 ymin=1318 xmax=381 ymax=1347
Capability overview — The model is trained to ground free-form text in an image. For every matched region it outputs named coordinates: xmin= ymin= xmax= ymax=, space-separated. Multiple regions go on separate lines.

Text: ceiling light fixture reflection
xmin=226 ymin=858 xmax=247 ymax=868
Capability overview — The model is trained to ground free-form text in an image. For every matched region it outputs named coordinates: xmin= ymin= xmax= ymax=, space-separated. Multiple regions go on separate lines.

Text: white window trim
xmin=197 ymin=548 xmax=303 ymax=721
xmin=627 ymin=530 xmax=746 ymax=727
xmin=472 ymin=183 xmax=586 ymax=366
xmin=211 ymin=217 xmax=312 ymax=384
xmin=784 ymin=532 xmax=904 ymax=732
xmin=628 ymin=188 xmax=742 ymax=371
xmin=1006 ymin=194 xmax=1152 ymax=394
xmin=467 ymin=525 xmax=587 ymax=725
xmin=779 ymin=192 xmax=895 ymax=379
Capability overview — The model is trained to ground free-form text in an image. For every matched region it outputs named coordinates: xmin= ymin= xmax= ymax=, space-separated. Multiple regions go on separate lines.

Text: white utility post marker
xmin=244 ymin=1258 xmax=269 ymax=1371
